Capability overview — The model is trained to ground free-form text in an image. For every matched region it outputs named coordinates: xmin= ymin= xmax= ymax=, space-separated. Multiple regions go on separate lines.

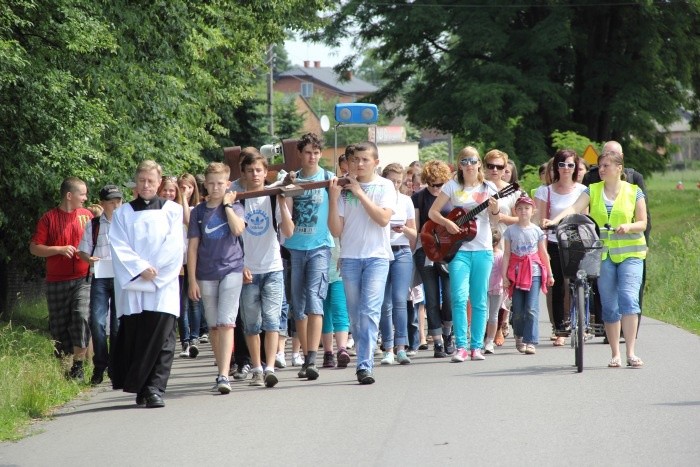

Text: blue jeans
xmin=380 ymin=246 xmax=413 ymax=348
xmin=511 ymin=276 xmax=541 ymax=345
xmin=598 ymin=257 xmax=643 ymax=323
xmin=414 ymin=248 xmax=452 ymax=336
xmin=448 ymin=250 xmax=493 ymax=350
xmin=179 ymin=272 xmax=203 ymax=344
xmin=240 ymin=271 xmax=284 ymax=335
xmin=341 ymin=258 xmax=390 ymax=372
xmin=89 ymin=277 xmax=118 ymax=372
xmin=289 ymin=246 xmax=331 ymax=319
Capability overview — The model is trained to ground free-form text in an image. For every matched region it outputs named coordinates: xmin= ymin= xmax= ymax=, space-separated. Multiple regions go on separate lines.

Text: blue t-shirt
xmin=188 ymin=202 xmax=245 ymax=280
xmin=284 ymin=168 xmax=334 ymax=250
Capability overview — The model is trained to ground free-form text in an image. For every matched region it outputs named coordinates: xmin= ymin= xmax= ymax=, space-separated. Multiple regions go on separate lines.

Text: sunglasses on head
xmin=558 ymin=162 xmax=576 ymax=169
xmin=486 ymin=163 xmax=505 ymax=171
xmin=429 ymin=182 xmax=444 ymax=188
xmin=460 ymin=158 xmax=480 ymax=166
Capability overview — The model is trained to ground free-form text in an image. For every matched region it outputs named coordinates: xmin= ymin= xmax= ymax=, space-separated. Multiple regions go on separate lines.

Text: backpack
xmin=555 ymin=214 xmax=602 ymax=278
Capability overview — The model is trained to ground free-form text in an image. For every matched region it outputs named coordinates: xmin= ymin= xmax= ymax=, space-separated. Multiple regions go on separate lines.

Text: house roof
xmin=278 ymin=66 xmax=378 ymax=95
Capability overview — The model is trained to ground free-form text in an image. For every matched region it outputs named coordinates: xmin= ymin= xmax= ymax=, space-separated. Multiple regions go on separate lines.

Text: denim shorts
xmin=198 ymin=272 xmax=243 ymax=329
xmin=597 ymin=257 xmax=643 ymax=323
xmin=239 ymin=270 xmax=283 ymax=335
xmin=288 ymin=246 xmax=330 ymax=320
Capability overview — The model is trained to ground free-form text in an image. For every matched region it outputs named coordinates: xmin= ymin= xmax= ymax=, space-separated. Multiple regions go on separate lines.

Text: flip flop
xmin=627 ymin=356 xmax=644 ymax=368
xmin=608 ymin=357 xmax=622 ymax=368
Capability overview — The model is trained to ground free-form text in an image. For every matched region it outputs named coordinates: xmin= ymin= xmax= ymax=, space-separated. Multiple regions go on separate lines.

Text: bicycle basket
xmin=555 ymin=214 xmax=603 ymax=279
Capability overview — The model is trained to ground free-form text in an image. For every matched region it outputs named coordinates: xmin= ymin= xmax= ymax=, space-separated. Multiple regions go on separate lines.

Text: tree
xmin=0 ymin=0 xmax=329 ymax=312
xmin=419 ymin=142 xmax=449 ymax=163
xmin=314 ymin=1 xmax=700 ymax=176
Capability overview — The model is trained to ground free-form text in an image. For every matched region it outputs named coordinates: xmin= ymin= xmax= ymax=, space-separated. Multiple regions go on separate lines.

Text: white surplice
xmin=110 ymin=200 xmax=183 ymax=318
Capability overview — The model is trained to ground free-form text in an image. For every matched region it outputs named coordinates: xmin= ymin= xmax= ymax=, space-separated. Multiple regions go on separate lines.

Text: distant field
xmin=644 ymin=169 xmax=700 ymax=334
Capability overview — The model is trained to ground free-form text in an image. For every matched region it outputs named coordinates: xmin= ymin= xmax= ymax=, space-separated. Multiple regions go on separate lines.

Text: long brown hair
xmin=456 ymin=146 xmax=484 ymax=186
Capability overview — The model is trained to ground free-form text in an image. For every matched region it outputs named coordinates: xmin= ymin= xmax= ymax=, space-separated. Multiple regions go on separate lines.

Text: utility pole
xmin=267 ymin=45 xmax=275 ymax=137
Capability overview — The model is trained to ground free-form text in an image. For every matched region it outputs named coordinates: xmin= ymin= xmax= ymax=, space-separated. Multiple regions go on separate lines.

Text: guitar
xmin=420 ymin=183 xmax=520 ymax=263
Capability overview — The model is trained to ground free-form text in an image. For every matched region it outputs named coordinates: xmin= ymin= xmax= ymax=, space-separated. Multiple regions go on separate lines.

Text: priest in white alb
xmin=109 ymin=160 xmax=183 ymax=408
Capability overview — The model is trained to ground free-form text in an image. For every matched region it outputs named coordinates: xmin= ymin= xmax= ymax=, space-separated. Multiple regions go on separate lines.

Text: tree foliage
xmin=315 ymin=0 xmax=700 ymax=176
xmin=0 ymin=0 xmax=328 ymax=292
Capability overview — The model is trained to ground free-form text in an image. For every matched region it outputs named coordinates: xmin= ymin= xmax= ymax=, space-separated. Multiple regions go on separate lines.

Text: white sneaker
xmin=484 ymin=341 xmax=495 ymax=354
xmin=346 ymin=337 xmax=354 ymax=349
xmin=291 ymin=353 xmax=304 ymax=366
xmin=380 ymin=351 xmax=395 ymax=365
xmin=217 ymin=375 xmax=231 ymax=394
xmin=179 ymin=344 xmax=190 ymax=358
xmin=275 ymin=352 xmax=286 ymax=369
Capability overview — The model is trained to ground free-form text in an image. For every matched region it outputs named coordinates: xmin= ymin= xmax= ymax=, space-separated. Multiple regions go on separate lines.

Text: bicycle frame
xmin=568 ymin=269 xmax=591 ymax=373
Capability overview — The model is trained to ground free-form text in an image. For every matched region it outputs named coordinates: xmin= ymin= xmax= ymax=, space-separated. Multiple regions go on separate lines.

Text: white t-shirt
xmin=338 ymin=176 xmax=396 ymax=259
xmin=534 ymin=183 xmax=587 ymax=242
xmin=390 ymin=192 xmax=415 ymax=246
xmin=491 ymin=189 xmax=519 ymax=248
xmin=441 ymin=179 xmax=497 ymax=252
xmin=235 ymin=189 xmax=283 ymax=274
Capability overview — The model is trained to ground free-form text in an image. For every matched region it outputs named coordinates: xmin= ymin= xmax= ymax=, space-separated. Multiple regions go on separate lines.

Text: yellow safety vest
xmin=589 ymin=182 xmax=647 ymax=263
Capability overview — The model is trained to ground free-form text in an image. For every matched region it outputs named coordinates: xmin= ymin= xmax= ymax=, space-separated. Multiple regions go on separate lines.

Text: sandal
xmin=627 ymin=356 xmax=644 ymax=368
xmin=553 ymin=336 xmax=566 ymax=346
xmin=608 ymin=357 xmax=622 ymax=368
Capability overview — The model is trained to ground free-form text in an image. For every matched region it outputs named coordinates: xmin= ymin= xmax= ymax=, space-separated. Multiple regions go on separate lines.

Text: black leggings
xmin=548 ymin=242 xmax=568 ymax=330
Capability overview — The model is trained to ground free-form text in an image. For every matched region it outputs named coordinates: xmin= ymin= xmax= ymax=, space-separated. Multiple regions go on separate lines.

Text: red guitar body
xmin=421 ymin=208 xmax=477 ymax=264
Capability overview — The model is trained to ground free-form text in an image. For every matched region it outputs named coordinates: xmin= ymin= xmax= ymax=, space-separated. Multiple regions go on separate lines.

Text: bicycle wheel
xmin=576 ymin=281 xmax=586 ymax=373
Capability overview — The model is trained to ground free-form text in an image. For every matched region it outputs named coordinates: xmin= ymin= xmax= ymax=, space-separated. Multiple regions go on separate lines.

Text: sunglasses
xmin=486 ymin=163 xmax=505 ymax=171
xmin=429 ymin=183 xmax=444 ymax=188
xmin=558 ymin=162 xmax=576 ymax=169
xmin=460 ymin=158 xmax=480 ymax=166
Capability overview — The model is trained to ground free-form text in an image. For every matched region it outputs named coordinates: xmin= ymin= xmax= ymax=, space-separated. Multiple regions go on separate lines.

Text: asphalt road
xmin=0 ymin=315 xmax=698 ymax=467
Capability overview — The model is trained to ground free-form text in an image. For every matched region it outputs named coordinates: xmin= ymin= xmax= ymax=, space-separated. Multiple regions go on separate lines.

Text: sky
xmin=285 ymin=35 xmax=355 ymax=68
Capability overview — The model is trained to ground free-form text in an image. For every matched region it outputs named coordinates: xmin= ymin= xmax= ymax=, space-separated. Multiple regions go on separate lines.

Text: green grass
xmin=0 ymin=300 xmax=87 ymax=441
xmin=644 ymin=169 xmax=700 ymax=334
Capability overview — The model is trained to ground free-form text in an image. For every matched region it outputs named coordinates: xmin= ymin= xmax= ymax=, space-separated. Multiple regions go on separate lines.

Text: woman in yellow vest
xmin=543 ymin=151 xmax=647 ymax=369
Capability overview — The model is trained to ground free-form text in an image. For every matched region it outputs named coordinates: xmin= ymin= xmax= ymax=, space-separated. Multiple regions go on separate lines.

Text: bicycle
xmin=555 ymin=215 xmax=604 ymax=373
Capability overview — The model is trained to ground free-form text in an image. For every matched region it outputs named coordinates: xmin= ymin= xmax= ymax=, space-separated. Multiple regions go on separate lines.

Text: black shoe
xmin=189 ymin=339 xmax=200 ymax=358
xmin=145 ymin=393 xmax=165 ymax=408
xmin=297 ymin=363 xmax=308 ymax=378
xmin=433 ymin=342 xmax=448 ymax=358
xmin=68 ymin=362 xmax=84 ymax=381
xmin=305 ymin=363 xmax=319 ymax=380
xmin=135 ymin=394 xmax=146 ymax=407
xmin=90 ymin=368 xmax=105 ymax=386
xmin=443 ymin=334 xmax=455 ymax=355
xmin=418 ymin=343 xmax=429 ymax=350
xmin=356 ymin=369 xmax=375 ymax=385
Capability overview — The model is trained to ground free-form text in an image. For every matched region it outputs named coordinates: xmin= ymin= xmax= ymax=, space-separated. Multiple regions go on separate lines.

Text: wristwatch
xmin=224 ymin=203 xmax=234 ymax=209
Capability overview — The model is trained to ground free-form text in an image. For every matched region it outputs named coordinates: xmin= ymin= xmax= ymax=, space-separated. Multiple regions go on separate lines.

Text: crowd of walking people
xmin=29 ymin=133 xmax=647 ymax=407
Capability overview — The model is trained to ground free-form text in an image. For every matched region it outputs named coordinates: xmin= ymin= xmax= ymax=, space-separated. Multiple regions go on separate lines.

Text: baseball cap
xmin=99 ymin=184 xmax=123 ymax=200
xmin=515 ymin=194 xmax=535 ymax=207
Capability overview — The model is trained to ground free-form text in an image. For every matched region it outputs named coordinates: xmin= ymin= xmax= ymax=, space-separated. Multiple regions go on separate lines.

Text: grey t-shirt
xmin=503 ymin=223 xmax=545 ymax=276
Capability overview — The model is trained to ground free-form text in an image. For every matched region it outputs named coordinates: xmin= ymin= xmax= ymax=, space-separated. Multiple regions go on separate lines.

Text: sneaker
xmin=189 ymin=339 xmax=200 ymax=358
xmin=405 ymin=349 xmax=417 ymax=357
xmin=525 ymin=344 xmax=536 ymax=355
xmin=199 ymin=333 xmax=209 ymax=344
xmin=249 ymin=371 xmax=264 ymax=387
xmin=451 ymin=348 xmax=469 ymax=362
xmin=179 ymin=343 xmax=190 ymax=358
xmin=356 ymin=369 xmax=375 ymax=385
xmin=470 ymin=349 xmax=486 ymax=361
xmin=397 ymin=350 xmax=411 ymax=365
xmin=380 ymin=351 xmax=395 ymax=365
xmin=433 ymin=342 xmax=448 ymax=358
xmin=346 ymin=336 xmax=354 ymax=349
xmin=515 ymin=337 xmax=526 ymax=353
xmin=444 ymin=334 xmax=455 ymax=355
xmin=297 ymin=363 xmax=307 ymax=378
xmin=322 ymin=351 xmax=336 ymax=368
xmin=305 ymin=363 xmax=319 ymax=380
xmin=291 ymin=353 xmax=304 ymax=367
xmin=233 ymin=363 xmax=251 ymax=380
xmin=274 ymin=352 xmax=286 ymax=369
xmin=484 ymin=341 xmax=495 ymax=354
xmin=68 ymin=362 xmax=84 ymax=381
xmin=90 ymin=368 xmax=105 ymax=386
xmin=264 ymin=370 xmax=278 ymax=388
xmin=217 ymin=375 xmax=232 ymax=394
xmin=337 ymin=348 xmax=351 ymax=368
